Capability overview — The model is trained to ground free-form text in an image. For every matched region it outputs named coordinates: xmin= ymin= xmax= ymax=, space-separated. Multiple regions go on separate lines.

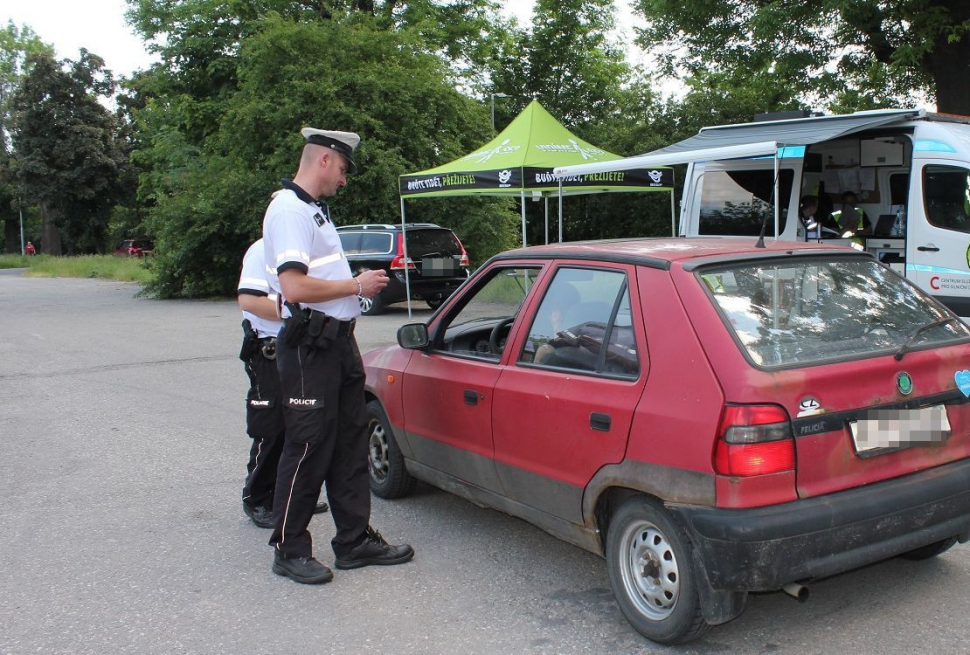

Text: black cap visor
xmin=306 ymin=134 xmax=358 ymax=174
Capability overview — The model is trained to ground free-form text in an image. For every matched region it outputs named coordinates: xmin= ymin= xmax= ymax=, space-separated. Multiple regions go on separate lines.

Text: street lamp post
xmin=491 ymin=92 xmax=508 ymax=131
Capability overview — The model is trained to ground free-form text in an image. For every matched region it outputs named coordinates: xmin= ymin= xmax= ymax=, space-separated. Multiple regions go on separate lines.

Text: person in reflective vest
xmin=831 ymin=191 xmax=872 ymax=237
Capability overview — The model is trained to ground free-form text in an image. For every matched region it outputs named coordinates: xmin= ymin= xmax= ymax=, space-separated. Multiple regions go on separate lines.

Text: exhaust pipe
xmin=782 ymin=582 xmax=809 ymax=602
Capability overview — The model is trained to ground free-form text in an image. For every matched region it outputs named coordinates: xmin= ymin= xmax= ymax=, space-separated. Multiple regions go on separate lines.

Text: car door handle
xmin=464 ymin=390 xmax=479 ymax=406
xmin=917 ymin=245 xmax=940 ymax=252
xmin=590 ymin=412 xmax=611 ymax=432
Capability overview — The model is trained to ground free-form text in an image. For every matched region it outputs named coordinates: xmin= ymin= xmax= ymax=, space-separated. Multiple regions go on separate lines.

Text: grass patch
xmin=8 ymin=254 xmax=153 ymax=283
xmin=0 ymin=254 xmax=30 ymax=269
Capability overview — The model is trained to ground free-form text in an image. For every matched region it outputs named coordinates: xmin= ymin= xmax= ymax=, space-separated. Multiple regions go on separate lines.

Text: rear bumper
xmin=669 ymin=458 xmax=970 ymax=591
xmin=383 ymin=272 xmax=468 ymax=303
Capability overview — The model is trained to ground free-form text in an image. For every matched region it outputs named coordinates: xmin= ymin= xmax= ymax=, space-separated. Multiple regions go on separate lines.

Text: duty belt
xmin=330 ymin=318 xmax=356 ymax=337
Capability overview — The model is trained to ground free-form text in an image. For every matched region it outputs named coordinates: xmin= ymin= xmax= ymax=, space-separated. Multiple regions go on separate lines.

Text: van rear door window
xmin=699 ymin=169 xmax=794 ymax=236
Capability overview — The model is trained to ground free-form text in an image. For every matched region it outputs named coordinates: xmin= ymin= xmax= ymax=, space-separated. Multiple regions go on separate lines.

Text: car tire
xmin=899 ymin=537 xmax=958 ymax=561
xmin=359 ymin=292 xmax=385 ymax=316
xmin=366 ymin=400 xmax=415 ymax=499
xmin=426 ymin=298 xmax=443 ymax=310
xmin=606 ymin=496 xmax=710 ymax=645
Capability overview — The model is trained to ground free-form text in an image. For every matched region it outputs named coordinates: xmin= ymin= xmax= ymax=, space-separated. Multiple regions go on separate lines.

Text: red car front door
xmin=400 ymin=263 xmax=545 ymax=494
xmin=491 ymin=263 xmax=650 ymax=523
xmin=401 ymin=352 xmax=504 ymax=492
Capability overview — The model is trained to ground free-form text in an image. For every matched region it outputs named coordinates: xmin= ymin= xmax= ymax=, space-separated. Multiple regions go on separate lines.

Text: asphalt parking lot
xmin=1 ymin=275 xmax=968 ymax=654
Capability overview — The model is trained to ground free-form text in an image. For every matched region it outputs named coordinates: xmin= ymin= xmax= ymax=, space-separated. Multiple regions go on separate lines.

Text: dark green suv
xmin=336 ymin=223 xmax=470 ymax=315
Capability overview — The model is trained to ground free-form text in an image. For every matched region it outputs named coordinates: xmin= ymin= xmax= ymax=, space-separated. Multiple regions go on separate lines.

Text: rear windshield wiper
xmin=894 ymin=317 xmax=957 ymax=361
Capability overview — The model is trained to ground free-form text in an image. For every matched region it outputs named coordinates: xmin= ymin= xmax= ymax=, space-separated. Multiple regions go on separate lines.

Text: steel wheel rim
xmin=618 ymin=519 xmax=680 ymax=620
xmin=368 ymin=417 xmax=389 ymax=484
xmin=359 ymin=295 xmax=373 ymax=313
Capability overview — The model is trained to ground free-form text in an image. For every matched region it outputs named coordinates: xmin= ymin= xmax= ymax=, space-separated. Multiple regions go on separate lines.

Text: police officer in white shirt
xmin=262 ymin=127 xmax=413 ymax=584
xmin=238 ymin=238 xmax=328 ymax=529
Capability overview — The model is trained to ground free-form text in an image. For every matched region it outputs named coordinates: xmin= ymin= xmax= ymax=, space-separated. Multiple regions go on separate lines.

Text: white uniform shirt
xmin=262 ymin=186 xmax=360 ymax=321
xmin=238 ymin=239 xmax=284 ymax=339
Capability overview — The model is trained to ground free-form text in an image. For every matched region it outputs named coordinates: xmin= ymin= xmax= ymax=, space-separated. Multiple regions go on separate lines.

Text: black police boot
xmin=272 ymin=553 xmax=334 ymax=584
xmin=243 ymin=503 xmax=274 ymax=529
xmin=334 ymin=526 xmax=414 ymax=570
xmin=314 ymin=501 xmax=329 ymax=514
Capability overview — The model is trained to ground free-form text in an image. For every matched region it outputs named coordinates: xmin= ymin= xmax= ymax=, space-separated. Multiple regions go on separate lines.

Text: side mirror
xmin=397 ymin=323 xmax=430 ymax=349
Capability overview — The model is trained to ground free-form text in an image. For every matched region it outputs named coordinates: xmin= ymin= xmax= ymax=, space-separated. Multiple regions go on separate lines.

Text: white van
xmin=555 ymin=109 xmax=970 ymax=319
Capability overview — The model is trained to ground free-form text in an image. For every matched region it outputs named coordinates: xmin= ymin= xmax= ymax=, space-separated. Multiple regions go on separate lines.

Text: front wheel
xmin=606 ymin=496 xmax=710 ymax=645
xmin=366 ymin=400 xmax=415 ymax=499
xmin=426 ymin=298 xmax=443 ymax=310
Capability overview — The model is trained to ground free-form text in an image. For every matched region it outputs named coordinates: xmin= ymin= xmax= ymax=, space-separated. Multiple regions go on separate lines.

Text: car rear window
xmin=408 ymin=229 xmax=460 ymax=257
xmin=698 ymin=257 xmax=970 ymax=368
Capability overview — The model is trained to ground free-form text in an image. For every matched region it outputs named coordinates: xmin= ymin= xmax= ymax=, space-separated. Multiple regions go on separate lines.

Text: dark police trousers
xmin=270 ymin=323 xmax=370 ymax=560
xmin=242 ymin=341 xmax=285 ymax=511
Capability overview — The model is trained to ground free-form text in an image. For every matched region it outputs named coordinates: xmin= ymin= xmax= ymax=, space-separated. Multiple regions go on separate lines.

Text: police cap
xmin=301 ymin=127 xmax=360 ymax=175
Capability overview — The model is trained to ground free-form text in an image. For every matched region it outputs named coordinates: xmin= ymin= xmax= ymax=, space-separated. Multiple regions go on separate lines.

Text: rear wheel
xmin=606 ymin=496 xmax=710 ymax=645
xmin=426 ymin=298 xmax=443 ymax=310
xmin=899 ymin=537 xmax=957 ymax=560
xmin=366 ymin=400 xmax=415 ymax=499
xmin=358 ymin=292 xmax=385 ymax=316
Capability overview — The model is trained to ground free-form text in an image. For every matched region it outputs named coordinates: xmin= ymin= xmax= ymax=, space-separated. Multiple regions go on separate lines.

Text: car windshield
xmin=699 ymin=257 xmax=970 ymax=368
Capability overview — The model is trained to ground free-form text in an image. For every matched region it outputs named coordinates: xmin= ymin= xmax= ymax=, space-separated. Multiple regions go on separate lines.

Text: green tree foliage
xmin=0 ymin=23 xmax=52 ymax=253
xmin=484 ymin=0 xmax=680 ymax=245
xmin=491 ymin=0 xmax=629 ymax=130
xmin=634 ymin=0 xmax=970 ymax=114
xmin=9 ymin=51 xmax=129 ymax=255
xmin=140 ymin=14 xmax=517 ymax=297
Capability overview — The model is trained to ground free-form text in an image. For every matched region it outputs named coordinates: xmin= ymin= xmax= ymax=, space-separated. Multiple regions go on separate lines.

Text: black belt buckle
xmin=261 ymin=338 xmax=277 ymax=360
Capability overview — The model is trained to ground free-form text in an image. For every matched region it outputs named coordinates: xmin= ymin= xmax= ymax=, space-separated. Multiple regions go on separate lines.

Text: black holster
xmin=283 ymin=302 xmax=337 ymax=349
xmin=239 ymin=319 xmax=259 ymax=361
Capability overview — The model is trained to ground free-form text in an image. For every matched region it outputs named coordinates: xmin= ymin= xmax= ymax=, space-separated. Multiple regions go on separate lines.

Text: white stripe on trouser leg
xmin=242 ymin=439 xmax=265 ymax=502
xmin=280 ymin=443 xmax=310 ymax=545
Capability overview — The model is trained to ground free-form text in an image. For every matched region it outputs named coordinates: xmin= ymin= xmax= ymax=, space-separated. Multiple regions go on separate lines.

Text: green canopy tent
xmin=396 ymin=101 xmax=675 ymax=314
xmin=400 ymin=100 xmax=674 ymax=244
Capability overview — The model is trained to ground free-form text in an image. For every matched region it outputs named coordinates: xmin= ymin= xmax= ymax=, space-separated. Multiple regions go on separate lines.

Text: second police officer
xmin=237 ymin=238 xmax=328 ymax=529
xmin=262 ymin=127 xmax=413 ymax=584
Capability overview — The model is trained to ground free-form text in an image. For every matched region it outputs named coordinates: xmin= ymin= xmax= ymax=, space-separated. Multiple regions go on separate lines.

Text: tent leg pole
xmin=544 ymin=196 xmax=549 ymax=244
xmin=400 ymin=197 xmax=411 ymax=319
xmin=520 ymin=191 xmax=527 ymax=247
xmin=670 ymin=189 xmax=675 ymax=237
xmin=558 ymin=181 xmax=563 ymax=243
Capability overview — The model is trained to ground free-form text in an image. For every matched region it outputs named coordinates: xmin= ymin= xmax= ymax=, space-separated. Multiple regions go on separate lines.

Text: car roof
xmin=494 ymin=237 xmax=871 ymax=270
xmin=336 ymin=223 xmax=444 ymax=231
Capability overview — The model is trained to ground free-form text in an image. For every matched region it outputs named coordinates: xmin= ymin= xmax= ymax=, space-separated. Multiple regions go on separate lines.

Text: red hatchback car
xmin=361 ymin=238 xmax=970 ymax=644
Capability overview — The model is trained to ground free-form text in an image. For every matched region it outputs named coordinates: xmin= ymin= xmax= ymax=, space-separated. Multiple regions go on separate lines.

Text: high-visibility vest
xmin=832 ymin=207 xmax=866 ymax=232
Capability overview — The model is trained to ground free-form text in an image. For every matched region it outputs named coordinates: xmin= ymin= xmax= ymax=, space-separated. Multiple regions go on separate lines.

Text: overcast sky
xmin=0 ymin=0 xmax=158 ymax=78
xmin=0 ymin=0 xmax=645 ymax=80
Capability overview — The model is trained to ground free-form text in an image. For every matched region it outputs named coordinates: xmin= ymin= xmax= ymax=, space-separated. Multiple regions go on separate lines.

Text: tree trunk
xmin=4 ymin=218 xmax=20 ymax=253
xmin=41 ymin=202 xmax=62 ymax=256
xmin=926 ymin=2 xmax=970 ymax=115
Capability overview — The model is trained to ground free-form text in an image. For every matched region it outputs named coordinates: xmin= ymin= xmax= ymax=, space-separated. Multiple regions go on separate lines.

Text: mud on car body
xmin=361 ymin=237 xmax=970 ymax=644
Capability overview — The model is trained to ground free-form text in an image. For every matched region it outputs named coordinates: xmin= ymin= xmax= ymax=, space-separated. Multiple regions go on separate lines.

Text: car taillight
xmin=714 ymin=404 xmax=795 ymax=476
xmin=389 ymin=233 xmax=414 ymax=270
xmin=453 ymin=234 xmax=470 ymax=267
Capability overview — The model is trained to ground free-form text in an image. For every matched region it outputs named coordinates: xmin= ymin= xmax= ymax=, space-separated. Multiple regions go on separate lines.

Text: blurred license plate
xmin=849 ymin=405 xmax=950 ymax=456
xmin=422 ymin=257 xmax=458 ymax=276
